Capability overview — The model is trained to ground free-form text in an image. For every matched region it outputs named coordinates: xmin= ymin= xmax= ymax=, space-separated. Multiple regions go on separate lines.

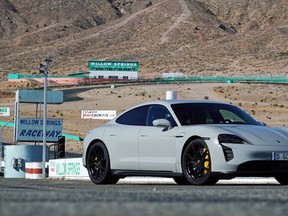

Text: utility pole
xmin=39 ymin=55 xmax=52 ymax=178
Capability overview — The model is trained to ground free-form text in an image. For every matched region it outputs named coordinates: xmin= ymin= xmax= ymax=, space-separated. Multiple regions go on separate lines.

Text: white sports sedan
xmin=82 ymin=100 xmax=288 ymax=185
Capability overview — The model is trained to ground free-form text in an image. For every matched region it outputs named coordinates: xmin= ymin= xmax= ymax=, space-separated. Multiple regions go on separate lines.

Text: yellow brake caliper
xmin=203 ymin=148 xmax=209 ymax=175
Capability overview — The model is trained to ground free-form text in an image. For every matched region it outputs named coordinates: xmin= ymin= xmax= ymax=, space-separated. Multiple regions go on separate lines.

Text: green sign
xmin=88 ymin=60 xmax=139 ymax=72
xmin=50 ymin=160 xmax=81 ymax=176
xmin=16 ymin=90 xmax=63 ymax=104
xmin=0 ymin=107 xmax=10 ymax=116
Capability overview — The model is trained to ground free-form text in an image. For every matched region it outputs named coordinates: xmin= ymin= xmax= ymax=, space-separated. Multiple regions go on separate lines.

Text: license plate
xmin=272 ymin=152 xmax=288 ymax=161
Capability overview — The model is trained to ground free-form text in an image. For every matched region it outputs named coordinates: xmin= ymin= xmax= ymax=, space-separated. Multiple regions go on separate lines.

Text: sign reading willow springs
xmin=17 ymin=118 xmax=63 ymax=142
xmin=88 ymin=60 xmax=139 ymax=80
xmin=88 ymin=61 xmax=138 ymax=71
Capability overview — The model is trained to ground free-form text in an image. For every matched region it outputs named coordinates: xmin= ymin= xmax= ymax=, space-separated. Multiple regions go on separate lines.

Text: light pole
xmin=39 ymin=56 xmax=52 ymax=178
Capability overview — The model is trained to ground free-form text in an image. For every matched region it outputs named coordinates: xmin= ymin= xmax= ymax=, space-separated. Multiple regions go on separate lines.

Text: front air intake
xmin=222 ymin=145 xmax=234 ymax=161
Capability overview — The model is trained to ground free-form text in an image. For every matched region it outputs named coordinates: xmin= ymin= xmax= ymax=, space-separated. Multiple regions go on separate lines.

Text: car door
xmin=109 ymin=105 xmax=148 ymax=170
xmin=138 ymin=105 xmax=178 ymax=172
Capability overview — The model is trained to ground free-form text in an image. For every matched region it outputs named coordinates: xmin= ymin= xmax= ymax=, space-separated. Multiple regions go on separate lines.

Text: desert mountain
xmin=0 ymin=0 xmax=287 ymax=81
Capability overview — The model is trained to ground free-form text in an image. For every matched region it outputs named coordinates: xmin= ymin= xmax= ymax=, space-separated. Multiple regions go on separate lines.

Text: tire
xmin=173 ymin=176 xmax=190 ymax=185
xmin=86 ymin=141 xmax=119 ymax=184
xmin=274 ymin=176 xmax=288 ymax=185
xmin=181 ymin=139 xmax=218 ymax=185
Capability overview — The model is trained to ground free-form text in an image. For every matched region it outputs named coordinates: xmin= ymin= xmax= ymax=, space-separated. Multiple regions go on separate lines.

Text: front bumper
xmin=211 ymin=142 xmax=288 ymax=177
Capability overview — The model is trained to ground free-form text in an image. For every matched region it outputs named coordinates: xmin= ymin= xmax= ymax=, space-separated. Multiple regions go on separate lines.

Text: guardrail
xmin=151 ymin=76 xmax=288 ymax=83
xmin=8 ymin=73 xmax=288 ymax=84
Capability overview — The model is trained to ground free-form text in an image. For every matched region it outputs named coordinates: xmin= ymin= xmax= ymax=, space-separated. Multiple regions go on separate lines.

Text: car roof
xmin=114 ymin=99 xmax=233 ymax=122
xmin=132 ymin=99 xmax=229 ymax=108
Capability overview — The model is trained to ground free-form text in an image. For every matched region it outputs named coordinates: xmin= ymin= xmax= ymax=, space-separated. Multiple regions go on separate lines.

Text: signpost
xmin=13 ymin=87 xmax=64 ymax=178
xmin=39 ymin=56 xmax=52 ymax=178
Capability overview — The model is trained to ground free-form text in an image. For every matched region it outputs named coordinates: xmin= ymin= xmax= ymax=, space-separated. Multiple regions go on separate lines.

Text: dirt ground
xmin=1 ymin=81 xmax=288 ymax=153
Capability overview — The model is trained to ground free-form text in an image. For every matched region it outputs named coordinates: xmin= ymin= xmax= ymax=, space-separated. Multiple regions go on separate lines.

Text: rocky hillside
xmin=0 ymin=0 xmax=287 ymax=80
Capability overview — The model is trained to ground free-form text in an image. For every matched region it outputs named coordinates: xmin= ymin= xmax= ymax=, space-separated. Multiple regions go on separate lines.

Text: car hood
xmin=217 ymin=125 xmax=288 ymax=145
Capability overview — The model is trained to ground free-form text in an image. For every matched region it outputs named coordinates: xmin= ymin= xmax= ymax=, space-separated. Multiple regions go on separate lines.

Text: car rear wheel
xmin=86 ymin=141 xmax=119 ymax=184
xmin=274 ymin=176 xmax=288 ymax=185
xmin=182 ymin=139 xmax=218 ymax=185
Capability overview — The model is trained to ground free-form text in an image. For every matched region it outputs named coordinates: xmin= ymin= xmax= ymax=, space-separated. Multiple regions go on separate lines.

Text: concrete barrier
xmin=25 ymin=162 xmax=43 ymax=179
xmin=48 ymin=158 xmax=89 ymax=180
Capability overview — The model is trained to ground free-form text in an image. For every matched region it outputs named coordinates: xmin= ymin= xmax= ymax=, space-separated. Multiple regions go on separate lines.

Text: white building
xmin=162 ymin=72 xmax=183 ymax=79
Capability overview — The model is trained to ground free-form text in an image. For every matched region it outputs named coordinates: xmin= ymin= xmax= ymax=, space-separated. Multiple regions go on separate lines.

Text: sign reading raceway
xmin=17 ymin=118 xmax=63 ymax=142
xmin=81 ymin=110 xmax=117 ymax=120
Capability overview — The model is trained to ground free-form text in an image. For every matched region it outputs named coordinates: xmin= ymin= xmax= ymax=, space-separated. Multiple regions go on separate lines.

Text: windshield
xmin=171 ymin=103 xmax=261 ymax=126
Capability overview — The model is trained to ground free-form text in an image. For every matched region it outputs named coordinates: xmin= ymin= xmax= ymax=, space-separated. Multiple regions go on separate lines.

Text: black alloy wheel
xmin=86 ymin=141 xmax=119 ymax=184
xmin=182 ymin=139 xmax=218 ymax=185
xmin=173 ymin=176 xmax=190 ymax=185
xmin=274 ymin=176 xmax=288 ymax=185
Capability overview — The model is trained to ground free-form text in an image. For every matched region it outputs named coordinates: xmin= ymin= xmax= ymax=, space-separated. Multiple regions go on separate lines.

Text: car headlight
xmin=218 ymin=134 xmax=247 ymax=144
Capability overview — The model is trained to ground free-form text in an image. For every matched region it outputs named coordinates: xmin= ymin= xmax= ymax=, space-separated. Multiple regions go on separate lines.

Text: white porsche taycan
xmin=82 ymin=100 xmax=288 ymax=185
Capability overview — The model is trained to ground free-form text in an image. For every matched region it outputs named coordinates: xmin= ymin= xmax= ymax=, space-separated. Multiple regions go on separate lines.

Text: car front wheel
xmin=173 ymin=176 xmax=190 ymax=185
xmin=274 ymin=176 xmax=288 ymax=185
xmin=182 ymin=139 xmax=218 ymax=185
xmin=86 ymin=141 xmax=119 ymax=184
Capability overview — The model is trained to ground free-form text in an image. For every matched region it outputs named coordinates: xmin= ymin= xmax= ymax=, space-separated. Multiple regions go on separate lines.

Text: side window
xmin=146 ymin=105 xmax=176 ymax=126
xmin=116 ymin=105 xmax=149 ymax=126
xmin=219 ymin=109 xmax=245 ymax=123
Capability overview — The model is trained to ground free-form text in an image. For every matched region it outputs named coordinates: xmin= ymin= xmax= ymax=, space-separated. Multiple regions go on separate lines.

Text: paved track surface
xmin=0 ymin=177 xmax=287 ymax=216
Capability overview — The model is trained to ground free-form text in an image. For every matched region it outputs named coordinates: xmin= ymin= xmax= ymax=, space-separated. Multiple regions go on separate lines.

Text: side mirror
xmin=152 ymin=119 xmax=172 ymax=130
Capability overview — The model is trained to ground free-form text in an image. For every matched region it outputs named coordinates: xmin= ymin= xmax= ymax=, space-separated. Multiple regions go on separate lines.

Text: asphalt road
xmin=0 ymin=177 xmax=287 ymax=216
